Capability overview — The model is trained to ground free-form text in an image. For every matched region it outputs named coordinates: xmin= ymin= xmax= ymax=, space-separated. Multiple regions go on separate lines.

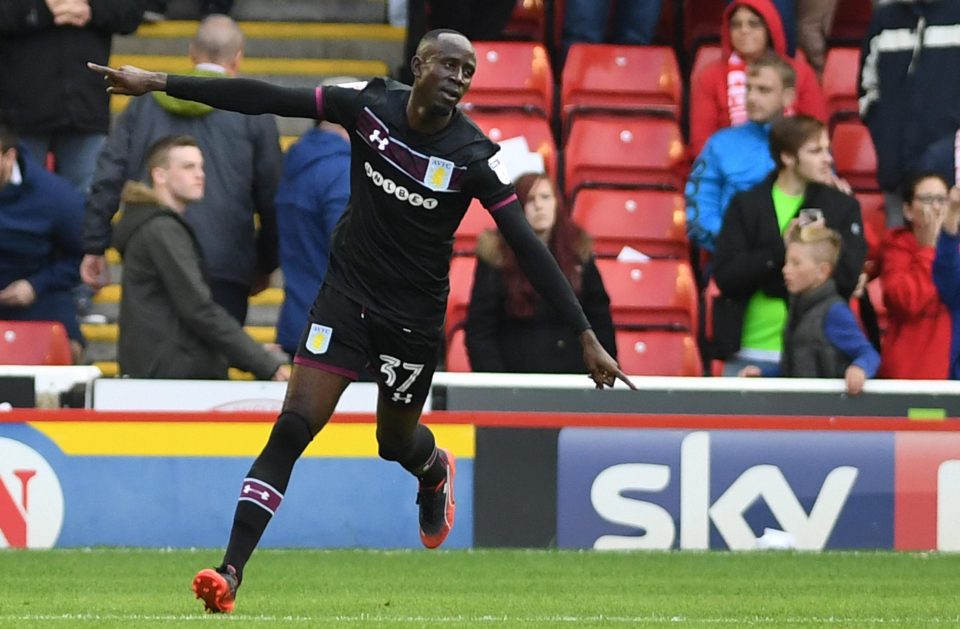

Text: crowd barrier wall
xmin=2 ymin=372 xmax=960 ymax=551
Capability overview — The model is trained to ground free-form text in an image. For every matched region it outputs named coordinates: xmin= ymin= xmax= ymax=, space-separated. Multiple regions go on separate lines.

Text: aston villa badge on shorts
xmin=305 ymin=323 xmax=333 ymax=355
xmin=424 ymin=156 xmax=454 ymax=191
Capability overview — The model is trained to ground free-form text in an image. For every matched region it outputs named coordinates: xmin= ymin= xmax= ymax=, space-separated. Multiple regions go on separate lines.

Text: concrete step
xmin=164 ymin=0 xmax=388 ymax=23
xmin=82 ymin=322 xmax=277 ymax=344
xmin=109 ymin=54 xmax=388 ymax=79
xmin=115 ymin=21 xmax=403 ymax=63
xmin=93 ymin=360 xmax=261 ymax=380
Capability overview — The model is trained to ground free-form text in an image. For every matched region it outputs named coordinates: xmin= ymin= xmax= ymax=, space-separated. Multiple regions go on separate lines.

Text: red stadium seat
xmin=595 ymin=259 xmax=698 ymax=331
xmin=446 ymin=255 xmax=477 ymax=341
xmin=855 ymin=192 xmax=886 ymax=266
xmin=467 ymin=111 xmax=558 ymax=179
xmin=563 ymin=117 xmax=687 ymax=199
xmin=0 ymin=320 xmax=72 ymax=365
xmin=561 ymin=44 xmax=682 ymax=130
xmin=615 ymin=330 xmax=703 ymax=376
xmin=454 ymin=199 xmax=497 ymax=255
xmin=832 ymin=122 xmax=879 ymax=192
xmin=445 ymin=329 xmax=471 ymax=372
xmin=571 ymin=189 xmax=688 ymax=258
xmin=690 ymin=45 xmax=723 ymax=86
xmin=460 ymin=41 xmax=554 ymax=117
xmin=823 ymin=48 xmax=860 ymax=125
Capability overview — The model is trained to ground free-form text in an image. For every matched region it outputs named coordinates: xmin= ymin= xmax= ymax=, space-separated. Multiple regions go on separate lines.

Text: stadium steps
xmin=111 ymin=18 xmax=402 ymax=138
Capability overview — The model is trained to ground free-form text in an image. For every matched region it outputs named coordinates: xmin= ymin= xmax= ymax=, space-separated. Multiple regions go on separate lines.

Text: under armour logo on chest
xmin=369 ymin=129 xmax=390 ymax=151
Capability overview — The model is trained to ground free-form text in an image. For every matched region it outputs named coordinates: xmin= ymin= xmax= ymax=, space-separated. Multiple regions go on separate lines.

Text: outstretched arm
xmin=87 ymin=63 xmax=318 ymax=118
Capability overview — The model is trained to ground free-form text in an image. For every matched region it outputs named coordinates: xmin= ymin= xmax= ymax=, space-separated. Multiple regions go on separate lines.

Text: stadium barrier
xmin=2 ymin=372 xmax=960 ymax=551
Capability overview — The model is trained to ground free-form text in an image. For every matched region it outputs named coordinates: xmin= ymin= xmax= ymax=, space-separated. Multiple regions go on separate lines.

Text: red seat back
xmin=461 ymin=41 xmax=554 ymax=117
xmin=832 ymin=122 xmax=879 ymax=192
xmin=823 ymin=48 xmax=860 ymax=125
xmin=571 ymin=189 xmax=688 ymax=258
xmin=561 ymin=44 xmax=682 ymax=128
xmin=467 ymin=111 xmax=558 ymax=180
xmin=445 ymin=329 xmax=471 ymax=372
xmin=615 ymin=330 xmax=703 ymax=376
xmin=0 ymin=320 xmax=72 ymax=365
xmin=595 ymin=259 xmax=698 ymax=331
xmin=563 ymin=117 xmax=686 ymax=199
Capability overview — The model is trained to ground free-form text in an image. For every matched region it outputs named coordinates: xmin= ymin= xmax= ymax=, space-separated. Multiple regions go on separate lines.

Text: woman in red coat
xmin=689 ymin=0 xmax=826 ymax=157
xmin=879 ymin=172 xmax=953 ymax=379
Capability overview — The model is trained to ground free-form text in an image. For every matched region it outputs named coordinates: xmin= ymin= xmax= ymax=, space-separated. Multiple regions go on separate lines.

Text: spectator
xmin=879 ymin=172 xmax=952 ymax=379
xmin=561 ymin=0 xmax=663 ymax=60
xmin=0 ymin=0 xmax=143 ymax=192
xmin=82 ymin=14 xmax=281 ymax=325
xmin=714 ymin=115 xmax=866 ymax=374
xmin=740 ymin=225 xmax=879 ymax=394
xmin=691 ymin=0 xmax=825 ymax=158
xmin=112 ymin=136 xmax=288 ymax=381
xmin=726 ymin=0 xmax=797 ymax=55
xmin=859 ymin=0 xmax=960 ymax=228
xmin=274 ymin=118 xmax=351 ymax=357
xmin=933 ymin=183 xmax=960 ymax=380
xmin=686 ymin=52 xmax=795 ymax=254
xmin=796 ymin=0 xmax=838 ymax=78
xmin=465 ymin=173 xmax=617 ymax=373
xmin=0 ymin=116 xmax=85 ymax=362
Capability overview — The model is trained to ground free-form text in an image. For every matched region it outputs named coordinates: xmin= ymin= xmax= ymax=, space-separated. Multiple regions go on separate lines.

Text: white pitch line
xmin=3 ymin=614 xmax=960 ymax=625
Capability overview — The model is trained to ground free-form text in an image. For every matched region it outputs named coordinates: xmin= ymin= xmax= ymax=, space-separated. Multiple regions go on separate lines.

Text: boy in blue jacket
xmin=740 ymin=225 xmax=879 ymax=394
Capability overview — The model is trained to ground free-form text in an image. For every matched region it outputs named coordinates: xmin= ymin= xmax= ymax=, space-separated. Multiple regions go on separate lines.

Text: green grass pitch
xmin=1 ymin=549 xmax=959 ymax=627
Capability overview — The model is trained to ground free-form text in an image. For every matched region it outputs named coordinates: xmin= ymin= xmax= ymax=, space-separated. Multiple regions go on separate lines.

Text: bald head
xmin=190 ymin=15 xmax=245 ymax=71
xmin=415 ymin=29 xmax=473 ymax=60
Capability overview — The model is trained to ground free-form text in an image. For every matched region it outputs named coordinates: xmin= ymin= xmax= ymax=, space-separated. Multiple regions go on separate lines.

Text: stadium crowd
xmin=1 ymin=0 xmax=960 ymax=385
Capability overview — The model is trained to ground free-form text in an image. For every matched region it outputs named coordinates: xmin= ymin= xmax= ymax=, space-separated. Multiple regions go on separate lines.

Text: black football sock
xmin=381 ymin=424 xmax=445 ymax=487
xmin=221 ymin=411 xmax=313 ymax=582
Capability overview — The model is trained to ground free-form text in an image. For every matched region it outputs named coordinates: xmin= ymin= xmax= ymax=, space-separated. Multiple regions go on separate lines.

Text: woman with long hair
xmin=465 ymin=173 xmax=617 ymax=373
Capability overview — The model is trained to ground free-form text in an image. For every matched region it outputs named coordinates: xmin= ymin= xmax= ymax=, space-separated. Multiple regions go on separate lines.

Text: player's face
xmin=524 ymin=177 xmax=557 ymax=238
xmin=414 ymin=34 xmax=476 ymax=116
xmin=163 ymin=146 xmax=205 ymax=204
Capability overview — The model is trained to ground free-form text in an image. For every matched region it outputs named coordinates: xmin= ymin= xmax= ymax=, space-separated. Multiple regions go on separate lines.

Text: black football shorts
xmin=293 ymin=283 xmax=440 ymax=409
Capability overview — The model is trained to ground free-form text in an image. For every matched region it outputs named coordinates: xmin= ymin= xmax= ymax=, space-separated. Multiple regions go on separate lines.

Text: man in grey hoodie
xmin=82 ymin=14 xmax=280 ymax=324
xmin=113 ymin=135 xmax=288 ymax=380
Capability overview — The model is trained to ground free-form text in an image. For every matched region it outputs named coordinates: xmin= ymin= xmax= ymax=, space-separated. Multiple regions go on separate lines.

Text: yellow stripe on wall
xmin=29 ymin=422 xmax=475 ymax=458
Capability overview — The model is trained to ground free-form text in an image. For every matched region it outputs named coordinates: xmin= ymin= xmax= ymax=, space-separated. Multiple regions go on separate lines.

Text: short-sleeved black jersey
xmin=318 ymin=78 xmax=515 ymax=331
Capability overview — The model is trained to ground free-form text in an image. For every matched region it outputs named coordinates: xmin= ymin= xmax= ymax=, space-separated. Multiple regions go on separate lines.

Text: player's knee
xmin=266 ymin=411 xmax=314 ymax=455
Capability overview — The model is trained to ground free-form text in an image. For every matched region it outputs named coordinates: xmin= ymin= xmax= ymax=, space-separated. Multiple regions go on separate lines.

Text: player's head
xmin=146 ymin=135 xmax=205 ymax=210
xmin=410 ymin=29 xmax=476 ymax=116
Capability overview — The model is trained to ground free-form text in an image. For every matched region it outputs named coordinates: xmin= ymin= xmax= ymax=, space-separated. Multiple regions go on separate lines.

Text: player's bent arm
xmin=492 ymin=202 xmax=591 ymax=335
xmin=166 ymin=75 xmax=317 ymax=118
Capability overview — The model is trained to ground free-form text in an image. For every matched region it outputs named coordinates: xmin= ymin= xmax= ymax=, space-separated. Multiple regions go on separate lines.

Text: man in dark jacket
xmin=859 ymin=0 xmax=960 ymax=226
xmin=714 ymin=115 xmax=866 ymax=375
xmin=0 ymin=0 xmax=143 ymax=192
xmin=113 ymin=135 xmax=288 ymax=381
xmin=82 ymin=14 xmax=281 ymax=325
xmin=0 ymin=116 xmax=86 ymax=360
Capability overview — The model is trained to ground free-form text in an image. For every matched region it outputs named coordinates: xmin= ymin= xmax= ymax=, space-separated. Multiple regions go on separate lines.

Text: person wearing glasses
xmin=879 ymin=172 xmax=953 ymax=379
xmin=933 ymin=178 xmax=960 ymax=379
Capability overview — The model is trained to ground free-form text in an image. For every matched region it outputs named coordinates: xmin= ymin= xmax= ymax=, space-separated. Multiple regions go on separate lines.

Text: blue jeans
xmin=19 ymin=132 xmax=106 ymax=194
xmin=562 ymin=0 xmax=663 ymax=56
